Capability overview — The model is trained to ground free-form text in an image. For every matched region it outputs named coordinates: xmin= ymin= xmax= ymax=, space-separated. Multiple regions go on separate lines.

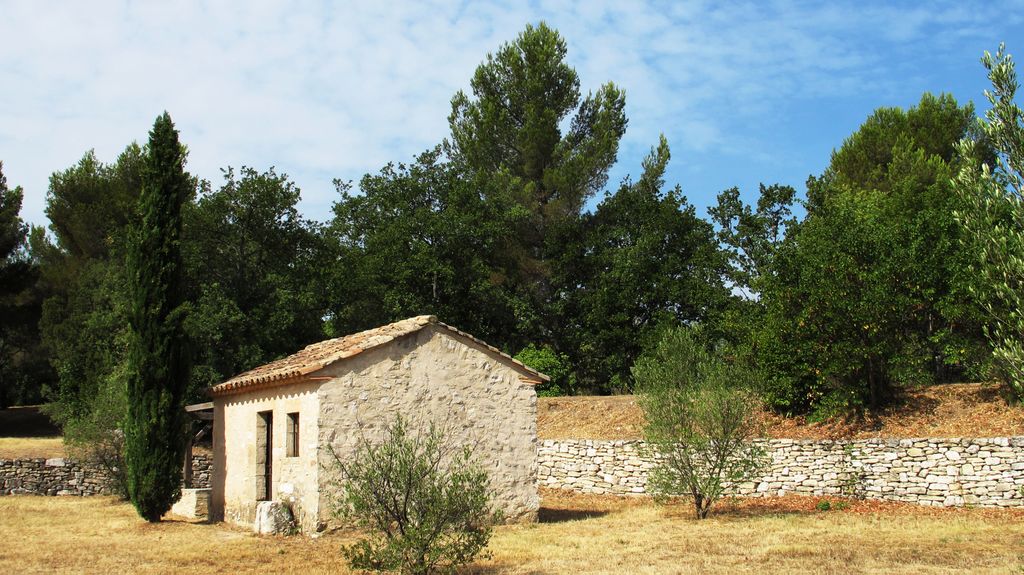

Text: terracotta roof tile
xmin=210 ymin=315 xmax=548 ymax=396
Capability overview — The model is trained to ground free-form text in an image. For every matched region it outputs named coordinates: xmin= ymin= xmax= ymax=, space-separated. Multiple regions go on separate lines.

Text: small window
xmin=286 ymin=412 xmax=300 ymax=457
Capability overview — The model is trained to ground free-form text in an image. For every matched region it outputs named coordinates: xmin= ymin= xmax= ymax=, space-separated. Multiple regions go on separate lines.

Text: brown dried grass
xmin=0 ymin=406 xmax=65 ymax=459
xmin=0 ymin=437 xmax=65 ymax=459
xmin=538 ymin=383 xmax=1024 ymax=440
xmin=2 ymin=491 xmax=1023 ymax=574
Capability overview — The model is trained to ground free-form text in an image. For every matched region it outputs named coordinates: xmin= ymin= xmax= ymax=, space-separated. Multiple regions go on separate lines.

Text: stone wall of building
xmin=0 ymin=453 xmax=213 ymax=496
xmin=189 ymin=452 xmax=213 ymax=489
xmin=539 ymin=437 xmax=1024 ymax=507
xmin=317 ymin=325 xmax=540 ymax=527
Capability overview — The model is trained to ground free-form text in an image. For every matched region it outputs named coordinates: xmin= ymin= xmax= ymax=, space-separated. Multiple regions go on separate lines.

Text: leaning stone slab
xmin=254 ymin=501 xmax=294 ymax=535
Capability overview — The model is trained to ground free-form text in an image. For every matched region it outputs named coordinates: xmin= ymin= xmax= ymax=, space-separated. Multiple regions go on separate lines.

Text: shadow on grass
xmin=891 ymin=390 xmax=941 ymax=420
xmin=466 ymin=563 xmax=544 ymax=575
xmin=0 ymin=406 xmax=62 ymax=437
xmin=703 ymin=495 xmax=865 ymax=521
xmin=538 ymin=507 xmax=609 ymax=523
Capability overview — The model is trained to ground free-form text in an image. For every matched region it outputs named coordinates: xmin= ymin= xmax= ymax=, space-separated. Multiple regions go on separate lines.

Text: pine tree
xmin=124 ymin=112 xmax=191 ymax=521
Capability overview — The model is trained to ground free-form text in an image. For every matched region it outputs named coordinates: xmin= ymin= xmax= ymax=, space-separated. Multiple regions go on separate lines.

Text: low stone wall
xmin=189 ymin=452 xmax=212 ymax=489
xmin=539 ymin=437 xmax=1024 ymax=507
xmin=8 ymin=439 xmax=1024 ymax=508
xmin=1 ymin=453 xmax=213 ymax=496
xmin=0 ymin=458 xmax=117 ymax=496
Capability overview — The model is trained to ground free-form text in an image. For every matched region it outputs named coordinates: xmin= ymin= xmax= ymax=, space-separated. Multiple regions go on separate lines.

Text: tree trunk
xmin=868 ymin=357 xmax=879 ymax=410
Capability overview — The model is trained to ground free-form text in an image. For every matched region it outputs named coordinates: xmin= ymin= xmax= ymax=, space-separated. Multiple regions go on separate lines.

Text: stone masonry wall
xmin=189 ymin=452 xmax=213 ymax=489
xmin=1 ymin=453 xmax=213 ymax=496
xmin=316 ymin=326 xmax=539 ymax=527
xmin=8 ymin=438 xmax=1024 ymax=508
xmin=539 ymin=437 xmax=1024 ymax=507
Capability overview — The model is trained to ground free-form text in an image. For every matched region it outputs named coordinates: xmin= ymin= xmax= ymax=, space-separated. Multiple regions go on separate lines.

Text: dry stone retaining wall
xmin=539 ymin=437 xmax=1024 ymax=507
xmin=1 ymin=453 xmax=213 ymax=496
xmin=8 ymin=439 xmax=1024 ymax=508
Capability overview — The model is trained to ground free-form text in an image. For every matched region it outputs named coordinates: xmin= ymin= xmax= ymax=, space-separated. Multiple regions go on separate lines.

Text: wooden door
xmin=256 ymin=411 xmax=273 ymax=501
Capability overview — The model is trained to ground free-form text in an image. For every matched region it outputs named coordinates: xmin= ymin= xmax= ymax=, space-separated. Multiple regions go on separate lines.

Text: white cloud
xmin=0 ymin=0 xmax=1020 ymax=227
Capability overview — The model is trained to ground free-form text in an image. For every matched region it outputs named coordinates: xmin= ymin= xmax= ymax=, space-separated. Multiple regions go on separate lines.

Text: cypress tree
xmin=124 ymin=112 xmax=191 ymax=521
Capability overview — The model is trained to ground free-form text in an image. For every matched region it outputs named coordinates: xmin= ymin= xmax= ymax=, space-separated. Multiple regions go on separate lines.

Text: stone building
xmin=208 ymin=315 xmax=545 ymax=533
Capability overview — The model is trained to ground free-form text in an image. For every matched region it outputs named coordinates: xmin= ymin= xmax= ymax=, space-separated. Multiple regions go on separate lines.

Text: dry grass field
xmin=0 ymin=437 xmax=64 ymax=459
xmin=0 ymin=406 xmax=65 ymax=459
xmin=1 ymin=490 xmax=1023 ymax=574
xmin=3 ymin=387 xmax=1023 ymax=573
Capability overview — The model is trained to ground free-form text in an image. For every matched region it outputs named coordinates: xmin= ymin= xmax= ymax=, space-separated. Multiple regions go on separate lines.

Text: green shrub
xmin=954 ymin=44 xmax=1024 ymax=401
xmin=44 ymin=360 xmax=130 ymax=499
xmin=633 ymin=326 xmax=767 ymax=519
xmin=331 ymin=416 xmax=500 ymax=575
xmin=513 ymin=344 xmax=575 ymax=396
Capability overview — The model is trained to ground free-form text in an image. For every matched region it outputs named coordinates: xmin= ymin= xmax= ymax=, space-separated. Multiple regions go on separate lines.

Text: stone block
xmin=171 ymin=488 xmax=212 ymax=519
xmin=254 ymin=501 xmax=294 ymax=535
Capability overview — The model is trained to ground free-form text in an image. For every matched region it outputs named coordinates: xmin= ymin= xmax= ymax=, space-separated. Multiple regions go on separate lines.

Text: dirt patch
xmin=539 ymin=383 xmax=1024 ymax=440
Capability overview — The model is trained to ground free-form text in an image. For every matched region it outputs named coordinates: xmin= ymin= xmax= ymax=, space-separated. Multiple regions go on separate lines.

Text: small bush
xmin=815 ymin=499 xmax=850 ymax=512
xmin=513 ymin=344 xmax=575 ymax=396
xmin=45 ymin=369 xmax=130 ymax=499
xmin=330 ymin=416 xmax=500 ymax=575
xmin=633 ymin=325 xmax=767 ymax=519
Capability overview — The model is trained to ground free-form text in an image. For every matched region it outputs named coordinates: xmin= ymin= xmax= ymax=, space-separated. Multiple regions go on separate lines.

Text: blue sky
xmin=2 ymin=1 xmax=1022 ymax=229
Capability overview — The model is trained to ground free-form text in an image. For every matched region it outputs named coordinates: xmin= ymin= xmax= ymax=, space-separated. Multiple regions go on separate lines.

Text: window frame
xmin=286 ymin=412 xmax=300 ymax=458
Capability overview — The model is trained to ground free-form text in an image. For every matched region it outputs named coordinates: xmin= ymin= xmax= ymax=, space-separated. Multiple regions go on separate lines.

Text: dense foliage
xmin=741 ymin=94 xmax=992 ymax=416
xmin=124 ymin=112 xmax=192 ymax=522
xmin=955 ymin=44 xmax=1024 ymax=400
xmin=326 ymin=149 xmax=519 ymax=348
xmin=2 ymin=28 xmax=1020 ymax=429
xmin=331 ymin=416 xmax=500 ymax=575
xmin=38 ymin=147 xmax=143 ymax=423
xmin=0 ymin=163 xmax=50 ymax=408
xmin=184 ymin=166 xmax=328 ymax=395
xmin=557 ymin=137 xmax=729 ymax=392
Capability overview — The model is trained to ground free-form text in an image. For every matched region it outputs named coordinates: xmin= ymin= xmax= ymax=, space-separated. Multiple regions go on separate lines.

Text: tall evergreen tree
xmin=447 ymin=22 xmax=627 ymax=338
xmin=39 ymin=146 xmax=144 ymax=421
xmin=0 ymin=162 xmax=51 ymax=408
xmin=555 ymin=137 xmax=729 ymax=392
xmin=124 ymin=113 xmax=191 ymax=521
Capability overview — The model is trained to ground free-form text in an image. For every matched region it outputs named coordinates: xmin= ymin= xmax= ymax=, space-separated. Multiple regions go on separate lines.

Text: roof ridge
xmin=209 ymin=315 xmax=545 ymax=397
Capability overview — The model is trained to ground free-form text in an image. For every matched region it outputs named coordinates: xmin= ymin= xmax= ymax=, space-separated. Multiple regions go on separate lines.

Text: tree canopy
xmin=955 ymin=44 xmax=1024 ymax=400
xmin=5 ymin=28 xmax=1021 ymax=430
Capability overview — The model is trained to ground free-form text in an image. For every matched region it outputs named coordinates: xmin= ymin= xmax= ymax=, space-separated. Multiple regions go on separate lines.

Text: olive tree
xmin=955 ymin=44 xmax=1024 ymax=400
xmin=331 ymin=416 xmax=501 ymax=575
xmin=633 ymin=326 xmax=766 ymax=519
